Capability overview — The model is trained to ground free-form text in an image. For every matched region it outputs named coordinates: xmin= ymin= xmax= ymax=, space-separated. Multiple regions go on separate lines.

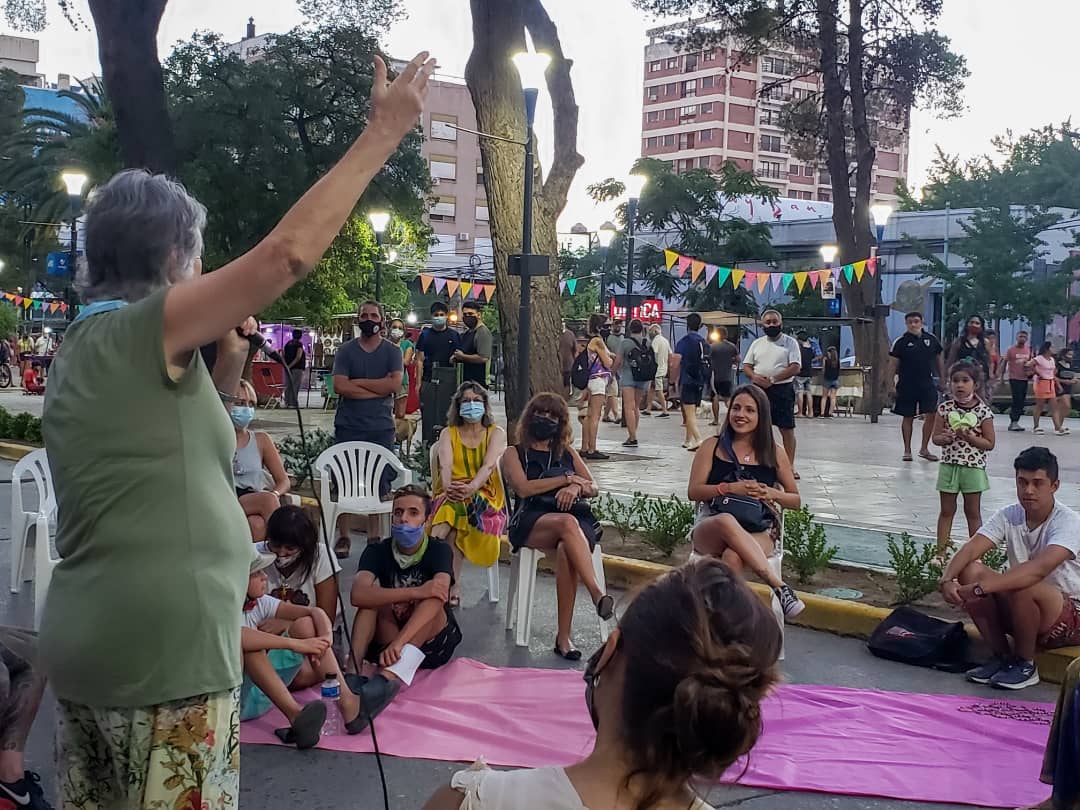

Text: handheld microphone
xmin=236 ymin=328 xmax=284 ymax=364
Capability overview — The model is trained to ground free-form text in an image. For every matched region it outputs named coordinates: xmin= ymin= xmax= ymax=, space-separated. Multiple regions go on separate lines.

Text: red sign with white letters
xmin=608 ymin=298 xmax=663 ymax=323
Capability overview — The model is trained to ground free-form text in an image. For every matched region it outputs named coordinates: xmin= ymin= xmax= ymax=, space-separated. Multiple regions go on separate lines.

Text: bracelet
xmin=716 ymin=482 xmax=728 ymax=496
xmin=218 ymin=390 xmax=240 ymax=403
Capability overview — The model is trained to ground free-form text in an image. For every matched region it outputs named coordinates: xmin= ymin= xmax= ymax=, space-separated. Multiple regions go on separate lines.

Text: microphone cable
xmin=273 ymin=357 xmax=392 ymax=810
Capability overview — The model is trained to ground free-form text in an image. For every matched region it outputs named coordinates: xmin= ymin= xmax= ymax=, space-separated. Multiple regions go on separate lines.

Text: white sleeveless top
xmin=450 ymin=764 xmax=716 ymax=810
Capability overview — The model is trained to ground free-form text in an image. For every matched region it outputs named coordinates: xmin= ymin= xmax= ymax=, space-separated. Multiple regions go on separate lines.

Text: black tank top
xmin=706 ymin=440 xmax=778 ymax=487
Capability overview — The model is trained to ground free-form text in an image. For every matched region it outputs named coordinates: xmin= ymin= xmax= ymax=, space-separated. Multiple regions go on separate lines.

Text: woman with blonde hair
xmin=429 ymin=382 xmax=509 ymax=606
xmin=229 ymin=379 xmax=291 ymax=540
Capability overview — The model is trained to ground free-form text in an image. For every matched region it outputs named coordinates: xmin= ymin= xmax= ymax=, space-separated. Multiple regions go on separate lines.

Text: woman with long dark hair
xmin=422 ymin=559 xmax=782 ymax=810
xmin=1030 ymin=341 xmax=1065 ymax=435
xmin=687 ymin=384 xmax=804 ymax=617
xmin=258 ymin=505 xmax=341 ymax=622
xmin=580 ymin=313 xmax=615 ymax=460
xmin=503 ymin=393 xmax=614 ymax=659
xmin=822 ymin=346 xmax=841 ymax=417
xmin=947 ymin=315 xmax=992 ymax=400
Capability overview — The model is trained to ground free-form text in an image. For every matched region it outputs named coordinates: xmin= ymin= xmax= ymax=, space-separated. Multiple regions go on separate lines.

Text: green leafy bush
xmin=276 ymin=428 xmax=335 ymax=488
xmin=886 ymin=532 xmax=942 ymax=605
xmin=0 ymin=407 xmax=42 ymax=444
xmin=638 ymin=494 xmax=694 ymax=557
xmin=404 ymin=441 xmax=432 ymax=489
xmin=592 ymin=493 xmax=642 ymax=543
xmin=783 ymin=507 xmax=839 ymax=584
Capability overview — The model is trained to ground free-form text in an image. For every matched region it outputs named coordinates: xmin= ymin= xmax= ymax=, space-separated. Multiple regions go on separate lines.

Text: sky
xmin=10 ymin=0 xmax=1080 ymax=231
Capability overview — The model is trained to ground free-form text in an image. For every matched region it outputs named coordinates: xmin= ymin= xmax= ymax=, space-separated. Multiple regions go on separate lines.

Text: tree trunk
xmin=88 ymin=0 xmax=176 ymax=174
xmin=466 ymin=0 xmax=584 ymax=423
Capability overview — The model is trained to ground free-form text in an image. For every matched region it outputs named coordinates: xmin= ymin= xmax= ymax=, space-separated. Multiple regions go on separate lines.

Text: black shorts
xmin=366 ymin=609 xmax=462 ymax=670
xmin=893 ymin=383 xmax=938 ymax=418
xmin=766 ymin=383 xmax=796 ymax=429
xmin=713 ymin=378 xmax=733 ymax=399
xmin=681 ymin=383 xmax=703 ymax=406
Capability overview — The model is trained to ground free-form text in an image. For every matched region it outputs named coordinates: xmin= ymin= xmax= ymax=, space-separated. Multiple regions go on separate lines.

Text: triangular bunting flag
xmin=461 ymin=282 xmax=474 ymax=298
xmin=853 ymin=261 xmax=865 ymax=282
xmin=13 ymin=296 xmax=22 ymax=306
xmin=716 ymin=267 xmax=732 ymax=288
xmin=559 ymin=280 xmax=567 ymax=293
xmin=22 ymin=298 xmax=32 ymax=309
xmin=731 ymin=269 xmax=746 ymax=288
xmin=420 ymin=274 xmax=434 ymax=293
xmin=484 ymin=284 xmax=496 ymax=301
xmin=809 ymin=271 xmax=820 ymax=289
xmin=782 ymin=273 xmax=794 ymax=292
xmin=664 ymin=250 xmax=679 ymax=271
xmin=434 ymin=277 xmax=447 ymax=293
xmin=32 ymin=300 xmax=42 ymax=309
xmin=566 ymin=278 xmax=578 ymax=295
xmin=690 ymin=260 xmax=705 ymax=283
xmin=677 ymin=256 xmax=692 ymax=277
xmin=48 ymin=302 xmax=59 ymax=314
xmin=447 ymin=280 xmax=461 ymax=297
xmin=59 ymin=303 xmax=68 ymax=312
xmin=743 ymin=272 xmax=756 ymax=290
xmin=2 ymin=293 xmax=12 ymax=302
xmin=867 ymin=257 xmax=878 ymax=277
xmin=833 ymin=266 xmax=844 ymax=282
xmin=842 ymin=264 xmax=854 ymax=283
xmin=770 ymin=274 xmax=783 ymax=291
xmin=704 ymin=264 xmax=718 ymax=284
xmin=794 ymin=272 xmax=808 ymax=292
xmin=756 ymin=273 xmax=770 ymax=293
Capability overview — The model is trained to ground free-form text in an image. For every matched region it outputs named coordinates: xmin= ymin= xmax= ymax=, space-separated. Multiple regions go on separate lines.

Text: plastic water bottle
xmin=321 ymin=674 xmax=345 ymax=736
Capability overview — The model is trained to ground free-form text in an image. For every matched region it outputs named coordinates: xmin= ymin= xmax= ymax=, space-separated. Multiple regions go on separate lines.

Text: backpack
xmin=570 ymin=346 xmax=591 ymax=391
xmin=626 ymin=336 xmax=658 ymax=382
xmin=867 ymin=606 xmax=970 ymax=672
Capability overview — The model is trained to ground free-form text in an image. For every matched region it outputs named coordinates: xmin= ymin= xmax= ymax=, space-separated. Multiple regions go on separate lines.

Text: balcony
xmin=759 ymin=142 xmax=788 ymax=154
xmin=755 ymin=169 xmax=783 ymax=179
xmin=758 ymin=115 xmax=782 ymax=127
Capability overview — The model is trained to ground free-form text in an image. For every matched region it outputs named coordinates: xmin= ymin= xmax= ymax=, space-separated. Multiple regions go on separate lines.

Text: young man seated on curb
xmin=242 ymin=551 xmax=366 ymax=747
xmin=347 ymin=484 xmax=463 ymax=727
xmin=939 ymin=446 xmax=1080 ymax=690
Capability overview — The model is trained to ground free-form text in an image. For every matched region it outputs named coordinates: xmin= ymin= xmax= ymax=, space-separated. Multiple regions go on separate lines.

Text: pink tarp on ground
xmin=240 ymin=658 xmax=1055 ymax=808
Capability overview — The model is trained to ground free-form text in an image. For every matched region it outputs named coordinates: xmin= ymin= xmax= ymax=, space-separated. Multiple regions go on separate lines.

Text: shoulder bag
xmin=706 ymin=433 xmax=777 ymax=534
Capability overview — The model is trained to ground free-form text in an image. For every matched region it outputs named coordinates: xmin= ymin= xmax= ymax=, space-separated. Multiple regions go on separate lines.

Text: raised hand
xmin=369 ymin=52 xmax=437 ymax=143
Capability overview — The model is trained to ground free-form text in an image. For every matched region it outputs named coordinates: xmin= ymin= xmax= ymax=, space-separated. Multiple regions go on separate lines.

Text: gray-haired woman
xmin=39 ymin=53 xmax=435 ymax=809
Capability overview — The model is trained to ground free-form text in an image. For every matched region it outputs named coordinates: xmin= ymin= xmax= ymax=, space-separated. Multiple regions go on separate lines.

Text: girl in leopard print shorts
xmin=932 ymin=362 xmax=997 ymax=552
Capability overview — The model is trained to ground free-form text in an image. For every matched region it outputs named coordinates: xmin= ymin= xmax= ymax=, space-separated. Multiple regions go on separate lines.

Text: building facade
xmin=0 ymin=34 xmax=42 ymax=87
xmin=640 ymin=23 xmax=910 ymax=203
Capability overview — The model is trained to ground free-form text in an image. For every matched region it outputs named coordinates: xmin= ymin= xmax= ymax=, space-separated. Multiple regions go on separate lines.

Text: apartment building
xmin=0 ymin=34 xmax=43 ymax=87
xmin=640 ymin=22 xmax=909 ymax=203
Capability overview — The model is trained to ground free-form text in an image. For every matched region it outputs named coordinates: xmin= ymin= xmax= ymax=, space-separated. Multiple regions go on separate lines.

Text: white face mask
xmin=390 ymin=328 xmax=405 ymax=340
xmin=275 ymin=551 xmax=301 ymax=567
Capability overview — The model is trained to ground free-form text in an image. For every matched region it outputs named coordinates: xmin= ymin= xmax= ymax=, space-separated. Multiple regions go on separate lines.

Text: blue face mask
xmin=432 ymin=316 xmax=448 ymax=328
xmin=391 ymin=522 xmax=424 ymax=548
xmin=230 ymin=406 xmax=255 ymax=429
xmin=459 ymin=400 xmax=485 ymax=422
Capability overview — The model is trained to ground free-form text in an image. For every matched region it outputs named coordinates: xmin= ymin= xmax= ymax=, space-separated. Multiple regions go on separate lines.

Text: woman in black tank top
xmin=687 ymin=385 xmax=806 ymax=618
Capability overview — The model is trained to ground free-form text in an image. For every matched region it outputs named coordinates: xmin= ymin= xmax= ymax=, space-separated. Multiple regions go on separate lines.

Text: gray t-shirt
xmin=332 ymin=338 xmax=403 ymax=434
xmin=709 ymin=340 xmax=739 ymax=384
xmin=619 ymin=335 xmax=649 ymax=385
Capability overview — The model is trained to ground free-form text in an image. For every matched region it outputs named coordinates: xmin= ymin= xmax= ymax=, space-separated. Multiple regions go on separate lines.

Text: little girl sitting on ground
xmin=933 ymin=362 xmax=996 ymax=552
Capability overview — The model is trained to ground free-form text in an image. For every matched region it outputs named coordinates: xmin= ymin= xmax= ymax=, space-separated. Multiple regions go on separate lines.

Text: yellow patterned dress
xmin=430 ymin=426 xmax=508 ymax=567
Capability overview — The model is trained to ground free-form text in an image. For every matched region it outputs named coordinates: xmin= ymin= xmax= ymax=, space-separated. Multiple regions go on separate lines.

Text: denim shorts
xmin=794 ymin=376 xmax=812 ymax=393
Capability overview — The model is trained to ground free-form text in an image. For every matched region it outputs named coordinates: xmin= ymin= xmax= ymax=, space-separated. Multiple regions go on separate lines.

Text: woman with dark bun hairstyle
xmin=421 ymin=558 xmax=782 ymax=810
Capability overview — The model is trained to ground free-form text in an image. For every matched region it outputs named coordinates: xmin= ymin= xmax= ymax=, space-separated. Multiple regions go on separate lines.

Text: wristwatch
xmin=972 ymin=583 xmax=988 ymax=598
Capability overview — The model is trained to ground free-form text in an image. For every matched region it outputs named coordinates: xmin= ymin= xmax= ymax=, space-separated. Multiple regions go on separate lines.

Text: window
xmin=789 ymin=163 xmax=801 ymax=176
xmin=685 ymin=54 xmax=698 ymax=71
xmin=647 ymin=88 xmax=659 ymax=102
xmin=430 ymin=114 xmax=457 ymax=141
xmin=663 ymin=134 xmax=676 ymax=147
xmin=763 ymin=85 xmax=785 ymax=101
xmin=475 ymin=204 xmax=489 ymax=222
xmin=667 ymin=57 xmax=678 ymax=69
xmin=759 ymin=109 xmax=780 ymax=126
xmin=760 ymin=134 xmax=782 ymax=152
xmin=430 ymin=196 xmax=456 ymax=221
xmin=665 ymin=82 xmax=677 ymax=95
xmin=698 ymin=157 xmax=711 ymax=169
xmin=430 ymin=155 xmax=457 ymax=181
xmin=818 ymin=191 xmax=831 ymax=202
xmin=792 ymin=88 xmax=804 ymax=100
xmin=793 ymin=190 xmax=812 ymax=200
xmin=804 ymin=165 xmax=814 ymax=177
xmin=700 ymin=129 xmax=713 ymax=142
xmin=678 ymin=133 xmax=695 ymax=150
xmin=647 ymin=110 xmax=660 ymax=122
xmin=680 ymin=104 xmax=697 ymax=117
xmin=476 ymin=162 xmax=486 ymax=186
xmin=703 ymin=49 xmax=717 ymax=62
xmin=762 ymin=56 xmax=786 ymax=74
xmin=649 ymin=61 xmax=662 ymax=72
xmin=683 ymin=79 xmax=696 ymax=96
xmin=700 ymin=102 xmax=713 ymax=113
xmin=664 ymin=108 xmax=677 ymax=120
xmin=744 ymin=133 xmax=752 ymax=144
xmin=646 ymin=136 xmax=659 ymax=148
xmin=701 ymin=75 xmax=714 ymax=89
xmin=757 ymin=160 xmax=782 ymax=179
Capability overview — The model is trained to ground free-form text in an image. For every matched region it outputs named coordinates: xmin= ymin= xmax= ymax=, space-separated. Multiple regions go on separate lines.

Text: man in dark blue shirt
xmin=675 ymin=312 xmax=707 ymax=450
xmin=414 ymin=301 xmax=461 ymax=443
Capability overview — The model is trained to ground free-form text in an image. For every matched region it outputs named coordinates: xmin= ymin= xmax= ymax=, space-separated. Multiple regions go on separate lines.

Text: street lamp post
xmin=510 ymin=50 xmax=551 ymax=414
xmin=61 ymin=171 xmax=88 ymax=321
xmin=596 ymin=222 xmax=617 ymax=314
xmin=620 ymin=175 xmax=648 ymax=320
xmin=868 ymin=203 xmax=894 ymax=424
xmin=367 ymin=210 xmax=391 ymax=304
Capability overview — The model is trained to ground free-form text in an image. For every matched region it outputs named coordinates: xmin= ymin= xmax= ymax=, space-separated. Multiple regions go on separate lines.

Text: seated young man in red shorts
xmin=940 ymin=446 xmax=1080 ymax=690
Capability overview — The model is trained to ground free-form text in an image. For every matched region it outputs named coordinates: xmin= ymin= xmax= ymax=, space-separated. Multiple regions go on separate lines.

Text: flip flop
xmin=448 ymin=594 xmax=461 ymax=609
xmin=902 ymin=453 xmax=913 ymax=462
xmin=553 ymin=644 xmax=582 ymax=661
xmin=793 ymin=471 xmax=801 ymax=480
xmin=918 ymin=451 xmax=940 ymax=462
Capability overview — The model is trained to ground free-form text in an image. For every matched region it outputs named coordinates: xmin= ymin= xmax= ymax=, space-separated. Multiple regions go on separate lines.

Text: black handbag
xmin=706 ymin=433 xmax=776 ymax=533
xmin=867 ymin=606 xmax=970 ymax=672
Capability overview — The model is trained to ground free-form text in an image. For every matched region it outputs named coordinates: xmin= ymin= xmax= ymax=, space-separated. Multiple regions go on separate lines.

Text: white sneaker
xmin=1034 ymin=427 xmax=1045 ymax=434
xmin=1055 ymin=429 xmax=1069 ymax=436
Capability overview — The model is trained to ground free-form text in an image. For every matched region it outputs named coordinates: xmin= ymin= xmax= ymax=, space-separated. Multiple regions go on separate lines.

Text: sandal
xmin=902 ymin=453 xmax=913 ymax=462
xmin=793 ymin=470 xmax=801 ymax=480
xmin=596 ymin=594 xmax=615 ymax=621
xmin=334 ymin=536 xmax=351 ymax=560
xmin=448 ymin=593 xmax=461 ymax=610
xmin=553 ymin=644 xmax=582 ymax=661
xmin=918 ymin=450 xmax=939 ymax=462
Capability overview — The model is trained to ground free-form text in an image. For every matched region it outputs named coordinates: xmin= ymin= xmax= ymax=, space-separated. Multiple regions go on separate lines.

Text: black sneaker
xmin=1 ymin=772 xmax=52 ymax=810
xmin=990 ymin=659 xmax=1040 ymax=690
xmin=583 ymin=450 xmax=610 ymax=460
xmin=1007 ymin=422 xmax=1025 ymax=432
xmin=347 ymin=674 xmax=402 ymax=734
xmin=965 ymin=655 xmax=1007 ymax=684
xmin=775 ymin=584 xmax=806 ymax=618
xmin=655 ymin=412 xmax=670 ymax=418
xmin=622 ymin=438 xmax=638 ymax=447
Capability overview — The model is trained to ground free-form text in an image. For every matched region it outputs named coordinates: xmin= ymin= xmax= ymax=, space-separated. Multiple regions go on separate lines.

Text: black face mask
xmin=529 ymin=414 xmax=560 ymax=440
xmin=463 ymin=315 xmax=479 ymax=329
xmin=764 ymin=325 xmax=782 ymax=339
xmin=599 ymin=327 xmax=611 ymax=339
xmin=358 ymin=319 xmax=381 ymax=337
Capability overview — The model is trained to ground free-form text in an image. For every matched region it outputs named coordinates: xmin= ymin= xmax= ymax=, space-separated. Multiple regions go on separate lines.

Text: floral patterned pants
xmin=56 ymin=687 xmax=240 ymax=810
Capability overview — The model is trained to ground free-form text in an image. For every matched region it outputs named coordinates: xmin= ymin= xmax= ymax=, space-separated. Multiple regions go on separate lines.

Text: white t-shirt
xmin=256 ymin=541 xmax=341 ymax=609
xmin=243 ymin=594 xmax=282 ymax=629
xmin=651 ymin=334 xmax=672 ymax=378
xmin=978 ymin=502 xmax=1080 ymax=598
xmin=450 ymin=765 xmax=715 ymax=810
xmin=743 ymin=334 xmax=802 ymax=384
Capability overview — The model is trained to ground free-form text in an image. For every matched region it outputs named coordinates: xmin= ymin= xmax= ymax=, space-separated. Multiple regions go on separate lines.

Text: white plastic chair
xmin=430 ymin=443 xmax=501 ymax=603
xmin=505 ymin=543 xmax=610 ymax=647
xmin=9 ymin=449 xmax=56 ymax=593
xmin=314 ymin=442 xmax=411 ymax=543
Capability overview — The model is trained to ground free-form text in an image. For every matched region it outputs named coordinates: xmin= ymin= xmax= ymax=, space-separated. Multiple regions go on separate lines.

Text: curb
xmin=14 ymin=455 xmax=1076 ymax=683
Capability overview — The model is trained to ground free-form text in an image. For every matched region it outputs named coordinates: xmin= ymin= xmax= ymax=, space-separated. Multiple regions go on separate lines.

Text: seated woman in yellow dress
xmin=429 ymin=382 xmax=508 ymax=607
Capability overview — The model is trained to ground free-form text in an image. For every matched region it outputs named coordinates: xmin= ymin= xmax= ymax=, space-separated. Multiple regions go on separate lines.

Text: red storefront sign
xmin=608 ymin=298 xmax=663 ymax=323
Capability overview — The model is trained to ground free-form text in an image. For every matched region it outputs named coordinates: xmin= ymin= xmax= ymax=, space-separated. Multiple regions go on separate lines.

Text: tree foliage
xmin=588 ymin=158 xmax=777 ymax=315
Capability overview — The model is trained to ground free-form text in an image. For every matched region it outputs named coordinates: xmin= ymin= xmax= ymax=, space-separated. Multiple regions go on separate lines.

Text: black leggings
xmin=1010 ymin=379 xmax=1028 ymax=424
